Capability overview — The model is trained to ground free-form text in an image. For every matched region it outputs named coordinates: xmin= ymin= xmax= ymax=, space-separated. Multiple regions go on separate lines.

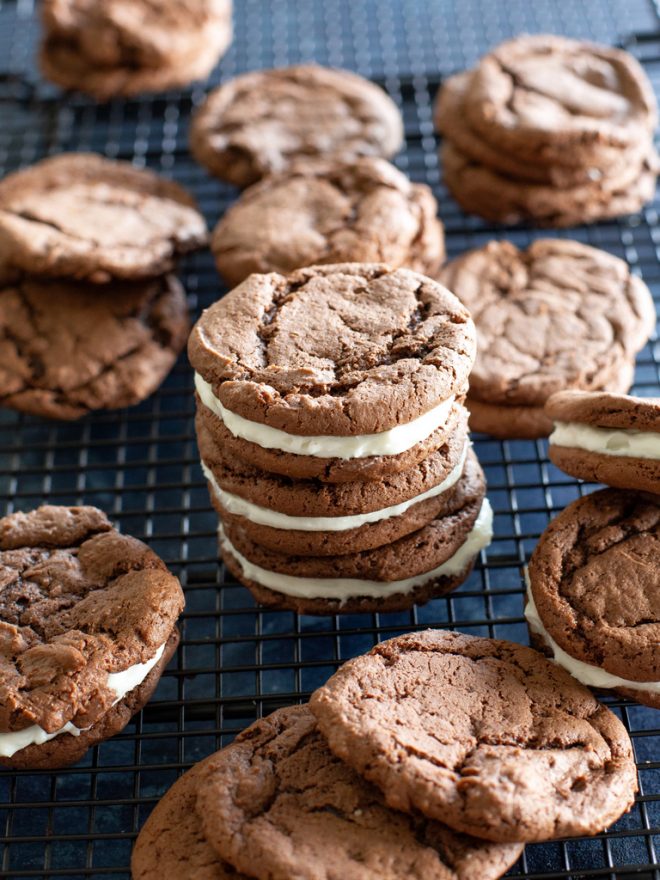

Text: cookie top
xmin=528 ymin=488 xmax=659 ymax=682
xmin=464 ymin=35 xmax=657 ymax=161
xmin=545 ymin=390 xmax=660 ymax=432
xmin=132 ymin=757 xmax=243 ymax=880
xmin=0 ymin=274 xmax=189 ymax=419
xmin=439 ymin=239 xmax=655 ymax=407
xmin=189 ymin=263 xmax=475 ymax=436
xmin=189 ymin=65 xmax=404 ymax=187
xmin=310 ymin=629 xmax=637 ymax=843
xmin=0 ymin=153 xmax=207 ymax=283
xmin=211 ymin=158 xmax=444 ymax=286
xmin=42 ymin=0 xmax=231 ymax=69
xmin=0 ymin=505 xmax=184 ymax=734
xmin=195 ymin=705 xmax=523 ymax=880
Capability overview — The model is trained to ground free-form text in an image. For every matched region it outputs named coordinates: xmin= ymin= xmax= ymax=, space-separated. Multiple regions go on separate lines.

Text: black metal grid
xmin=0 ymin=1 xmax=659 ymax=878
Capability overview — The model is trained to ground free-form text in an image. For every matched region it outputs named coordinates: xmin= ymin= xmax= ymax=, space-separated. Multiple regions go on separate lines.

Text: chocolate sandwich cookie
xmin=193 ymin=705 xmax=523 ymax=880
xmin=211 ymin=158 xmax=445 ymax=286
xmin=439 ymin=239 xmax=655 ymax=438
xmin=0 ymin=505 xmax=184 ymax=769
xmin=198 ymin=404 xmax=469 ymax=556
xmin=0 ymin=154 xmax=207 ymax=283
xmin=464 ymin=35 xmax=657 ymax=166
xmin=526 ymin=488 xmax=660 ymax=710
xmin=189 ymin=263 xmax=476 ymax=481
xmin=546 ymin=390 xmax=660 ymax=493
xmin=0 ymin=274 xmax=189 ymax=420
xmin=310 ymin=630 xmax=638 ymax=843
xmin=441 ymin=141 xmax=658 ymax=228
xmin=189 ymin=65 xmax=403 ymax=187
xmin=220 ymin=450 xmax=491 ymax=615
xmin=40 ymin=0 xmax=232 ymax=99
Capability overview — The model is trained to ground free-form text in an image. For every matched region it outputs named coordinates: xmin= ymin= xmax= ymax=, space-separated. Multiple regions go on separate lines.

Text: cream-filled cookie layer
xmin=203 ymin=444 xmax=468 ymax=532
xmin=220 ymin=498 xmax=493 ymax=601
xmin=550 ymin=421 xmax=660 ymax=459
xmin=195 ymin=373 xmax=455 ymax=459
xmin=524 ymin=584 xmax=660 ymax=695
xmin=0 ymin=642 xmax=167 ymax=758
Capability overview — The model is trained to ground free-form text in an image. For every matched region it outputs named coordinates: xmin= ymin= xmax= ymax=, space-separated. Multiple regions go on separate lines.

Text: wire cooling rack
xmin=0 ymin=1 xmax=659 ymax=878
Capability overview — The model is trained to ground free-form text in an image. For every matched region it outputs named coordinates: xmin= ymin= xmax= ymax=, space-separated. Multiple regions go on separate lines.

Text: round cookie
xmin=211 ymin=158 xmax=444 ymax=286
xmin=197 ymin=403 xmax=469 ymax=556
xmin=189 ymin=65 xmax=403 ymax=187
xmin=527 ymin=488 xmax=660 ymax=710
xmin=220 ymin=450 xmax=490 ymax=615
xmin=441 ymin=140 xmax=658 ymax=227
xmin=40 ymin=0 xmax=232 ymax=99
xmin=0 ymin=505 xmax=184 ymax=769
xmin=189 ymin=263 xmax=476 ymax=471
xmin=0 ymin=154 xmax=207 ymax=283
xmin=0 ymin=274 xmax=189 ymax=420
xmin=464 ymin=35 xmax=657 ymax=165
xmin=546 ymin=390 xmax=660 ymax=493
xmin=195 ymin=705 xmax=523 ymax=880
xmin=439 ymin=239 xmax=655 ymax=438
xmin=132 ymin=757 xmax=245 ymax=880
xmin=310 ymin=630 xmax=638 ymax=843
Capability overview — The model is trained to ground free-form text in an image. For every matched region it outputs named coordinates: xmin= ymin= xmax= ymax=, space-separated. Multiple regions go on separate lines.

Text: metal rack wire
xmin=0 ymin=1 xmax=658 ymax=877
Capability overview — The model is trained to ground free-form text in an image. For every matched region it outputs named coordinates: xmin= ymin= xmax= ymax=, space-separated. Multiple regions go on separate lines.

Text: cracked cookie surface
xmin=528 ymin=488 xmax=659 ymax=707
xmin=0 ymin=505 xmax=184 ymax=736
xmin=195 ymin=705 xmax=523 ymax=880
xmin=189 ymin=65 xmax=403 ymax=187
xmin=310 ymin=630 xmax=638 ymax=842
xmin=189 ymin=263 xmax=476 ymax=436
xmin=211 ymin=158 xmax=444 ymax=286
xmin=0 ymin=274 xmax=189 ymax=419
xmin=439 ymin=239 xmax=655 ymax=437
xmin=0 ymin=153 xmax=207 ymax=283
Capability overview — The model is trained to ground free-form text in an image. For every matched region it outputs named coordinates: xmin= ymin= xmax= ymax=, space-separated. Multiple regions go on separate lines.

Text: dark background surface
xmin=0 ymin=0 xmax=659 ymax=877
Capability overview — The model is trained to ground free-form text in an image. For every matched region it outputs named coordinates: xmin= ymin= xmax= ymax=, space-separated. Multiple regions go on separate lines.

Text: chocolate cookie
xmin=40 ymin=0 xmax=232 ymax=99
xmin=546 ymin=390 xmax=660 ymax=493
xmin=189 ymin=65 xmax=404 ymax=187
xmin=195 ymin=705 xmax=523 ymax=880
xmin=441 ymin=140 xmax=658 ymax=228
xmin=310 ymin=630 xmax=638 ymax=843
xmin=0 ymin=505 xmax=184 ymax=769
xmin=211 ymin=158 xmax=444 ymax=286
xmin=0 ymin=154 xmax=207 ymax=283
xmin=439 ymin=239 xmax=655 ymax=438
xmin=198 ymin=403 xmax=469 ymax=556
xmin=526 ymin=488 xmax=660 ymax=710
xmin=190 ymin=263 xmax=476 ymax=477
xmin=132 ymin=757 xmax=243 ymax=880
xmin=464 ymin=35 xmax=657 ymax=166
xmin=0 ymin=274 xmax=189 ymax=420
xmin=220 ymin=450 xmax=491 ymax=615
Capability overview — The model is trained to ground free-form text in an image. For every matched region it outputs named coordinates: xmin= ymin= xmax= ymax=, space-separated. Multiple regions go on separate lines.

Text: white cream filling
xmin=195 ymin=373 xmax=455 ymax=459
xmin=0 ymin=642 xmax=167 ymax=759
xmin=203 ymin=444 xmax=468 ymax=533
xmin=550 ymin=421 xmax=660 ymax=460
xmin=524 ymin=583 xmax=659 ymax=695
xmin=220 ymin=498 xmax=493 ymax=601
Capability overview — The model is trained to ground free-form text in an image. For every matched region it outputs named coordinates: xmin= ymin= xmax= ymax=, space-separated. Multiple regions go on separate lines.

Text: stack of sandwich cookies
xmin=40 ymin=0 xmax=232 ymax=99
xmin=132 ymin=705 xmax=523 ymax=880
xmin=211 ymin=157 xmax=445 ymax=286
xmin=526 ymin=489 xmax=659 ymax=709
xmin=190 ymin=262 xmax=493 ymax=613
xmin=546 ymin=391 xmax=660 ymax=493
xmin=0 ymin=153 xmax=207 ymax=419
xmin=435 ymin=35 xmax=658 ymax=226
xmin=0 ymin=505 xmax=184 ymax=769
xmin=440 ymin=239 xmax=655 ymax=438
